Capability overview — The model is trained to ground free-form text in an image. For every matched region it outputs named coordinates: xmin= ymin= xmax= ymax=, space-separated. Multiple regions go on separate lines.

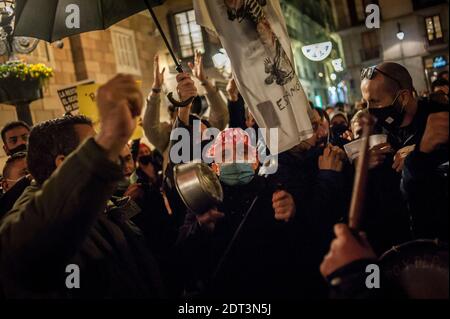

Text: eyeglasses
xmin=361 ymin=66 xmax=402 ymax=88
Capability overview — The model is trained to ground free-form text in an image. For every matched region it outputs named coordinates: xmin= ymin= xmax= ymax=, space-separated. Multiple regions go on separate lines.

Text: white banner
xmin=194 ymin=0 xmax=313 ymax=154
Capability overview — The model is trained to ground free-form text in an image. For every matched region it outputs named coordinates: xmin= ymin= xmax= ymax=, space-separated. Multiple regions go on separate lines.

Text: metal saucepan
xmin=173 ymin=162 xmax=223 ymax=215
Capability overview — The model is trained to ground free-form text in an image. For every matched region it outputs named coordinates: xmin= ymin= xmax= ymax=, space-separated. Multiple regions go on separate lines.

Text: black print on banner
xmin=264 ymin=40 xmax=295 ymax=86
xmin=225 ymin=0 xmax=267 ymax=24
xmin=224 ymin=0 xmax=295 ymax=88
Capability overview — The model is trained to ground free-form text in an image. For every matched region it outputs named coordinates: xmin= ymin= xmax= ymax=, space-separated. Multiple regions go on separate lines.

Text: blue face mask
xmin=219 ymin=163 xmax=255 ymax=186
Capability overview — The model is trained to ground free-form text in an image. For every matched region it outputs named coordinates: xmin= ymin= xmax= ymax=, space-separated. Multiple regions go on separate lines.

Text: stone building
xmin=330 ymin=0 xmax=449 ymax=103
xmin=1 ymin=0 xmax=218 ymax=167
xmin=1 ymin=0 xmax=345 ymax=167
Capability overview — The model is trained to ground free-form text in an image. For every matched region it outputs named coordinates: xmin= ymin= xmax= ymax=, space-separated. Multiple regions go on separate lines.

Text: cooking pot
xmin=173 ymin=162 xmax=223 ymax=214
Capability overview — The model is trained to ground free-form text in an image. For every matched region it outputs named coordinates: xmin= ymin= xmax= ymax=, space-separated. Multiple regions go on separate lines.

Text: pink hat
xmin=207 ymin=128 xmax=257 ymax=163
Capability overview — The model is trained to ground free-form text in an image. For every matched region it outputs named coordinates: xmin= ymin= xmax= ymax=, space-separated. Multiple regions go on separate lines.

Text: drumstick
xmin=348 ymin=115 xmax=373 ymax=230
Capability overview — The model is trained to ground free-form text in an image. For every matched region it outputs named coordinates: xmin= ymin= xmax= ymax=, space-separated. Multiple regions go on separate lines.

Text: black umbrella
xmin=13 ymin=0 xmax=159 ymax=42
xmin=13 ymin=0 xmax=194 ymax=107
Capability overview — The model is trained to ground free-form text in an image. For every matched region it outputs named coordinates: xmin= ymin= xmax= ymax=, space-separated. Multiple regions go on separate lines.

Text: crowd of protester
xmin=0 ymin=53 xmax=448 ymax=299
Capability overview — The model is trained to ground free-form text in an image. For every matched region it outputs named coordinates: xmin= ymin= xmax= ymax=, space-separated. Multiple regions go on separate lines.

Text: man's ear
xmin=55 ymin=155 xmax=66 ymax=168
xmin=3 ymin=144 xmax=8 ymax=155
xmin=1 ymin=179 xmax=9 ymax=193
xmin=400 ymin=90 xmax=412 ymax=108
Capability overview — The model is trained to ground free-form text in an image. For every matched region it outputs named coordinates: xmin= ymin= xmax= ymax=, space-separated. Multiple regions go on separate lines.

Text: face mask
xmin=219 ymin=163 xmax=255 ymax=186
xmin=115 ymin=177 xmax=131 ymax=196
xmin=331 ymin=124 xmax=348 ymax=137
xmin=369 ymin=93 xmax=405 ymax=132
xmin=8 ymin=143 xmax=27 ymax=156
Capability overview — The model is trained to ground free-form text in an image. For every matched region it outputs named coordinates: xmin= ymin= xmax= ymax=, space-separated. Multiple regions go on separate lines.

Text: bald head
xmin=361 ymin=62 xmax=418 ymax=129
xmin=361 ymin=62 xmax=416 ymax=109
xmin=377 ymin=62 xmax=414 ymax=92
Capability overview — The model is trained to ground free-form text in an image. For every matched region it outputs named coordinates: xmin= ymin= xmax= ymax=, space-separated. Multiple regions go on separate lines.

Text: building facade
xmin=282 ymin=0 xmax=347 ymax=109
xmin=330 ymin=0 xmax=449 ymax=103
xmin=0 ymin=0 xmax=217 ymax=166
xmin=1 ymin=0 xmax=344 ymax=167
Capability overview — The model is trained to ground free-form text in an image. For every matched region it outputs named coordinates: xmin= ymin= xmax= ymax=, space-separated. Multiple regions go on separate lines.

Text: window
xmin=413 ymin=0 xmax=446 ymax=11
xmin=174 ymin=9 xmax=205 ymax=58
xmin=425 ymin=15 xmax=444 ymax=46
xmin=110 ymin=27 xmax=141 ymax=76
xmin=360 ymin=31 xmax=380 ymax=61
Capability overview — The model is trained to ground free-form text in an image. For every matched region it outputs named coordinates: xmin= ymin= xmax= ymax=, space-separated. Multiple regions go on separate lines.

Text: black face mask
xmin=331 ymin=124 xmax=348 ymax=137
xmin=369 ymin=94 xmax=405 ymax=133
xmin=7 ymin=143 xmax=27 ymax=156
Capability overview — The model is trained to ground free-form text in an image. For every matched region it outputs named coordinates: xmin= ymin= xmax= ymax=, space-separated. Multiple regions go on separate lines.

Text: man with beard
xmin=360 ymin=62 xmax=448 ymax=252
xmin=1 ymin=121 xmax=30 ymax=156
xmin=0 ymin=75 xmax=166 ymax=298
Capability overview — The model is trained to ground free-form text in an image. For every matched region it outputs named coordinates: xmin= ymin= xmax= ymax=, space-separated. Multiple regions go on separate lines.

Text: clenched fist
xmin=319 ymin=145 xmax=345 ymax=172
xmin=95 ymin=74 xmax=143 ymax=161
xmin=320 ymin=224 xmax=377 ymax=278
xmin=176 ymin=72 xmax=198 ymax=102
xmin=177 ymin=72 xmax=198 ymax=125
xmin=420 ymin=112 xmax=449 ymax=154
xmin=197 ymin=209 xmax=225 ymax=233
xmin=272 ymin=190 xmax=296 ymax=222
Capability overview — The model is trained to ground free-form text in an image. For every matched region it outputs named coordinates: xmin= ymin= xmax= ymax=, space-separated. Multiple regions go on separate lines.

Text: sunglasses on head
xmin=361 ymin=66 xmax=402 ymax=88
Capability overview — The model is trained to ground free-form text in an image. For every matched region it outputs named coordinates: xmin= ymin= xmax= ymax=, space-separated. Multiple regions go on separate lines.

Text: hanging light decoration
xmin=301 ymin=41 xmax=332 ymax=62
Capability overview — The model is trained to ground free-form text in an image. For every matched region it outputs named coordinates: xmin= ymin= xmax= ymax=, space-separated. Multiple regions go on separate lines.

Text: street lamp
xmin=396 ymin=23 xmax=405 ymax=41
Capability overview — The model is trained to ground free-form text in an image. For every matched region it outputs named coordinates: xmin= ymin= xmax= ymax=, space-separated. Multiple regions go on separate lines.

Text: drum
xmin=379 ymin=239 xmax=448 ymax=299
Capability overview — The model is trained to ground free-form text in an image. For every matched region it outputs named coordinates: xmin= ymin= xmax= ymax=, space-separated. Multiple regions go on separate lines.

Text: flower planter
xmin=0 ymin=77 xmax=43 ymax=105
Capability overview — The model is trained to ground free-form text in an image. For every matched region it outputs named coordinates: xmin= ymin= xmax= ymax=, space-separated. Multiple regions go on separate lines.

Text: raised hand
xmin=188 ymin=50 xmax=208 ymax=83
xmin=226 ymin=78 xmax=239 ymax=102
xmin=95 ymin=74 xmax=143 ymax=161
xmin=152 ymin=54 xmax=165 ymax=90
xmin=176 ymin=72 xmax=198 ymax=125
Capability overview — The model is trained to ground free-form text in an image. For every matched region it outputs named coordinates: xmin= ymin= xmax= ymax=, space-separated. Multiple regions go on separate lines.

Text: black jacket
xmin=0 ymin=139 xmax=166 ymax=298
xmin=401 ymin=149 xmax=448 ymax=241
xmin=0 ymin=176 xmax=31 ymax=221
xmin=177 ymin=175 xmax=300 ymax=299
xmin=274 ymin=147 xmax=349 ymax=297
